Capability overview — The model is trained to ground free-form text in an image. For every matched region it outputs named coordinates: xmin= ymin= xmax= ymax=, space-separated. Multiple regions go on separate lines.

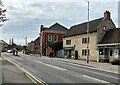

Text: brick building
xmin=40 ymin=22 xmax=68 ymax=56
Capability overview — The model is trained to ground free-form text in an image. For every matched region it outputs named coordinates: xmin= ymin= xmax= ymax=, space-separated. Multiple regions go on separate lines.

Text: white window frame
xmin=48 ymin=34 xmax=52 ymax=41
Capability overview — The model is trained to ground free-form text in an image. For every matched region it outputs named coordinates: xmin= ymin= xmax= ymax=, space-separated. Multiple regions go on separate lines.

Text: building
xmin=34 ymin=37 xmax=40 ymax=54
xmin=40 ymin=22 xmax=68 ymax=56
xmin=0 ymin=40 xmax=8 ymax=52
xmin=97 ymin=28 xmax=120 ymax=62
xmin=63 ymin=11 xmax=116 ymax=62
xmin=27 ymin=37 xmax=40 ymax=54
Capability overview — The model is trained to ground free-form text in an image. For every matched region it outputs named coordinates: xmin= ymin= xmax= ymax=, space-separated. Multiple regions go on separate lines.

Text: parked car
xmin=7 ymin=50 xmax=12 ymax=53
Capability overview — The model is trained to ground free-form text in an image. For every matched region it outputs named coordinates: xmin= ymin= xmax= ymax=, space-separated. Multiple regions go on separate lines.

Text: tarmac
xmin=32 ymin=54 xmax=119 ymax=74
xmin=51 ymin=57 xmax=120 ymax=74
xmin=0 ymin=56 xmax=36 ymax=85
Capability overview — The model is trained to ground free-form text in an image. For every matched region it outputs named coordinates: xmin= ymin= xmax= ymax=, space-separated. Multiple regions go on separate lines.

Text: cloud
xmin=1 ymin=0 xmax=119 ymax=45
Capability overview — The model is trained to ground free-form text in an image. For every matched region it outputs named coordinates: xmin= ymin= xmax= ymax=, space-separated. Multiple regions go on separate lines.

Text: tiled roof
xmin=64 ymin=18 xmax=103 ymax=37
xmin=34 ymin=37 xmax=40 ymax=45
xmin=0 ymin=40 xmax=8 ymax=44
xmin=99 ymin=28 xmax=120 ymax=44
xmin=44 ymin=22 xmax=68 ymax=32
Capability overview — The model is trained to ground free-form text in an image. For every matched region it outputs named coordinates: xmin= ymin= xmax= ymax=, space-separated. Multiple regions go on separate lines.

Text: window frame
xmin=54 ymin=34 xmax=58 ymax=42
xmin=66 ymin=40 xmax=71 ymax=45
xmin=48 ymin=34 xmax=52 ymax=41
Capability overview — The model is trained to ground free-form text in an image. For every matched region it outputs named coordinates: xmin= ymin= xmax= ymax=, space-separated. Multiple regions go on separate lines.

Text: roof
xmin=64 ymin=18 xmax=103 ymax=37
xmin=43 ymin=22 xmax=68 ymax=33
xmin=34 ymin=37 xmax=40 ymax=45
xmin=99 ymin=28 xmax=120 ymax=44
xmin=0 ymin=40 xmax=8 ymax=44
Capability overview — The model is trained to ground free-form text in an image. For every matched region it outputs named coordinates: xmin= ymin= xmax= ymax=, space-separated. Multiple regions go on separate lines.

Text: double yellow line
xmin=3 ymin=57 xmax=48 ymax=85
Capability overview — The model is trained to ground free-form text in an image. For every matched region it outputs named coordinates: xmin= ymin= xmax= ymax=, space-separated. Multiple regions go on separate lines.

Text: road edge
xmin=57 ymin=59 xmax=120 ymax=75
xmin=3 ymin=57 xmax=48 ymax=85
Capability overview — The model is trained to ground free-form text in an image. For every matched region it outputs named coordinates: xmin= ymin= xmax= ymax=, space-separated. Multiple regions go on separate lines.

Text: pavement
xmin=52 ymin=57 xmax=119 ymax=74
xmin=2 ymin=53 xmax=120 ymax=84
xmin=0 ymin=56 xmax=36 ymax=85
xmin=31 ymin=54 xmax=119 ymax=74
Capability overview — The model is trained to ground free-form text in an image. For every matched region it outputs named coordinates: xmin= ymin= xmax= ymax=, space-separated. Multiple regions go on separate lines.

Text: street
xmin=1 ymin=53 xmax=120 ymax=85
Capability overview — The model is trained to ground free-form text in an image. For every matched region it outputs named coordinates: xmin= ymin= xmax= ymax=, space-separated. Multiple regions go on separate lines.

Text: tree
xmin=50 ymin=41 xmax=63 ymax=57
xmin=51 ymin=41 xmax=63 ymax=51
xmin=0 ymin=0 xmax=8 ymax=27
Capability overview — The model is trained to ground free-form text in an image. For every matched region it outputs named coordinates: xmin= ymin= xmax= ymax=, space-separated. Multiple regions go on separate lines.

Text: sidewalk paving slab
xmin=1 ymin=57 xmax=36 ymax=85
xmin=52 ymin=57 xmax=119 ymax=74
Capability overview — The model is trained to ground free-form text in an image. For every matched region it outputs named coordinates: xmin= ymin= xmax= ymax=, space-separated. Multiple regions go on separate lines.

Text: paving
xmin=31 ymin=54 xmax=119 ymax=74
xmin=0 ymin=56 xmax=36 ymax=85
xmin=51 ymin=57 xmax=119 ymax=74
xmin=2 ymin=53 xmax=120 ymax=84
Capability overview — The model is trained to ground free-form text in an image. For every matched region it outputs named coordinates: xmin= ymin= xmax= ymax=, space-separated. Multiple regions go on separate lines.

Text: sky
xmin=1 ymin=0 xmax=119 ymax=45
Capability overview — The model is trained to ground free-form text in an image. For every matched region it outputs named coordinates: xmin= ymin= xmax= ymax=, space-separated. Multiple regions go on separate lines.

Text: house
xmin=27 ymin=37 xmax=40 ymax=54
xmin=0 ymin=40 xmax=8 ymax=52
xmin=40 ymin=22 xmax=68 ymax=56
xmin=34 ymin=37 xmax=40 ymax=54
xmin=63 ymin=10 xmax=116 ymax=62
xmin=97 ymin=28 xmax=120 ymax=62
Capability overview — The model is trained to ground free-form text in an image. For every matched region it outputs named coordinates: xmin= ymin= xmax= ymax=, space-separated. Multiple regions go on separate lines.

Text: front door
xmin=75 ymin=51 xmax=78 ymax=59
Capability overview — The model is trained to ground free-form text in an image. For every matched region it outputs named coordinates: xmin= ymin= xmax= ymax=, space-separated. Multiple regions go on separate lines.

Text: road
xmin=2 ymin=53 xmax=120 ymax=85
xmin=0 ymin=55 xmax=38 ymax=85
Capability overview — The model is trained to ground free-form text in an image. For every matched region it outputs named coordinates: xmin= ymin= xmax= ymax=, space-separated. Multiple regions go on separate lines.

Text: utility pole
xmin=25 ymin=37 xmax=27 ymax=46
xmin=85 ymin=0 xmax=90 ymax=63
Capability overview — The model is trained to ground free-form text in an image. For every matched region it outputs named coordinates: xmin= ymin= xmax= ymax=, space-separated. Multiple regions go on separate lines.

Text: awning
xmin=63 ymin=47 xmax=74 ymax=50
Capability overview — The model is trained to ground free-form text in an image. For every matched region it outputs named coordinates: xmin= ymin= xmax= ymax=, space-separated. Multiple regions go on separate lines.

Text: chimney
xmin=103 ymin=10 xmax=111 ymax=20
xmin=40 ymin=25 xmax=44 ymax=32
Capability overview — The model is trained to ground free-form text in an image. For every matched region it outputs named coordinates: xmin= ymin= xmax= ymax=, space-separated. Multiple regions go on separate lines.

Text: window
xmin=82 ymin=49 xmax=90 ymax=56
xmin=119 ymin=49 xmax=120 ymax=55
xmin=110 ymin=50 xmax=113 ymax=56
xmin=48 ymin=34 xmax=52 ymax=41
xmin=82 ymin=37 xmax=90 ymax=44
xmin=66 ymin=40 xmax=71 ymax=45
xmin=103 ymin=26 xmax=107 ymax=31
xmin=54 ymin=34 xmax=58 ymax=42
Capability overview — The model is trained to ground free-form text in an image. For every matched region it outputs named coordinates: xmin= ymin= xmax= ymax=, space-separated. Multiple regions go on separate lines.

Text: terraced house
xmin=63 ymin=11 xmax=119 ymax=62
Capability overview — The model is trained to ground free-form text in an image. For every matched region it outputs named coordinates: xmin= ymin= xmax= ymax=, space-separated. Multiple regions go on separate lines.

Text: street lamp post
xmin=85 ymin=0 xmax=90 ymax=63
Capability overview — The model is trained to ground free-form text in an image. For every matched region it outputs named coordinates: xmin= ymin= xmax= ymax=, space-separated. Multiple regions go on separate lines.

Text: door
xmin=75 ymin=51 xmax=78 ymax=59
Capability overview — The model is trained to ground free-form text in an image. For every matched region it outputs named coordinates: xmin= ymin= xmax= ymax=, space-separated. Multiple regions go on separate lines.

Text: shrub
xmin=110 ymin=57 xmax=120 ymax=65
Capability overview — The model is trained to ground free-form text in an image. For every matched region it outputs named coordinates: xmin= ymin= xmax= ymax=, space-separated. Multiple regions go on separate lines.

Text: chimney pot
xmin=103 ymin=10 xmax=111 ymax=20
xmin=40 ymin=25 xmax=44 ymax=32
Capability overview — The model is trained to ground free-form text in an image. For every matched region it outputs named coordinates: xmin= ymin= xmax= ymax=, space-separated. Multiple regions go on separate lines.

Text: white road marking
xmin=34 ymin=60 xmax=67 ymax=71
xmin=57 ymin=60 xmax=119 ymax=74
xmin=83 ymin=75 xmax=110 ymax=83
xmin=57 ymin=60 xmax=119 ymax=80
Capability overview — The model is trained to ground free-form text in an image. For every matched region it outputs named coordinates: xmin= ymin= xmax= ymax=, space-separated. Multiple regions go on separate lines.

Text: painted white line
xmin=34 ymin=60 xmax=67 ymax=71
xmin=77 ymin=65 xmax=119 ymax=80
xmin=56 ymin=61 xmax=120 ymax=79
xmin=59 ymin=60 xmax=120 ymax=77
xmin=83 ymin=75 xmax=110 ymax=83
xmin=56 ymin=60 xmax=119 ymax=74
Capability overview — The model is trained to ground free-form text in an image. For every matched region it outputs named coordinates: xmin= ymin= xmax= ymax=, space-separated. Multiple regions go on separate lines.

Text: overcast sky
xmin=1 ymin=0 xmax=119 ymax=45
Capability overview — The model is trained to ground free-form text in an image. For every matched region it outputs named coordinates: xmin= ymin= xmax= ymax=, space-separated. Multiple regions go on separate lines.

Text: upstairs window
xmin=66 ymin=40 xmax=71 ymax=45
xmin=103 ymin=26 xmax=107 ymax=31
xmin=54 ymin=34 xmax=58 ymax=42
xmin=48 ymin=34 xmax=52 ymax=41
xmin=82 ymin=37 xmax=90 ymax=44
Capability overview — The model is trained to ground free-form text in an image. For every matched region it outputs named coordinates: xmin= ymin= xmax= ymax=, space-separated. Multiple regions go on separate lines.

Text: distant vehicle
xmin=7 ymin=50 xmax=12 ymax=53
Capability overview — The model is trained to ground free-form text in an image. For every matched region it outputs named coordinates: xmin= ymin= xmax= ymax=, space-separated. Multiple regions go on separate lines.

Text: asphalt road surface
xmin=0 ymin=54 xmax=37 ymax=85
xmin=2 ymin=53 xmax=120 ymax=85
